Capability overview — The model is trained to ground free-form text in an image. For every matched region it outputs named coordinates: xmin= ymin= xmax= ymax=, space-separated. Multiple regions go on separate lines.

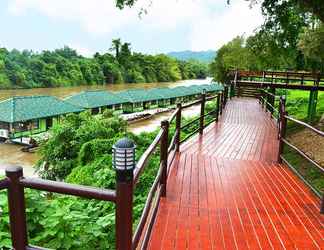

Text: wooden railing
xmin=131 ymin=89 xmax=227 ymax=249
xmin=0 ymin=89 xmax=227 ymax=250
xmin=276 ymin=96 xmax=324 ymax=214
xmin=230 ymin=69 xmax=324 ymax=91
xmin=230 ymin=69 xmax=324 ymax=85
xmin=259 ymin=88 xmax=282 ymax=130
xmin=0 ymin=168 xmax=117 ymax=250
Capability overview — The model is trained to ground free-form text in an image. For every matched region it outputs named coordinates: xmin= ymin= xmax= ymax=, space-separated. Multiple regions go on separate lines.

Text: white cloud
xmin=8 ymin=0 xmax=138 ymax=35
xmin=8 ymin=0 xmax=264 ymax=51
xmin=189 ymin=1 xmax=263 ymax=50
xmin=68 ymin=43 xmax=94 ymax=57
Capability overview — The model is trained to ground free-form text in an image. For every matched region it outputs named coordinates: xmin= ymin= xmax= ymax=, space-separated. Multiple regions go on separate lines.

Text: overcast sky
xmin=0 ymin=0 xmax=264 ymax=56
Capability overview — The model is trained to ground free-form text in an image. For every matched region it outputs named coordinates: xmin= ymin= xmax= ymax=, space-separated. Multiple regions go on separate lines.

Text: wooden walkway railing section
xmin=259 ymin=90 xmax=324 ymax=214
xmin=231 ymin=69 xmax=323 ymax=122
xmin=230 ymin=70 xmax=324 ymax=91
xmin=277 ymin=97 xmax=324 ymax=213
xmin=0 ymin=88 xmax=228 ymax=250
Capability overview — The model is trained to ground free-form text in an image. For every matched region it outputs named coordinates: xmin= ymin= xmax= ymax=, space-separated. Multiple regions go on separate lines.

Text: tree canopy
xmin=209 ymin=0 xmax=324 ymax=82
xmin=0 ymin=40 xmax=209 ymax=89
xmin=115 ymin=0 xmax=324 ymax=22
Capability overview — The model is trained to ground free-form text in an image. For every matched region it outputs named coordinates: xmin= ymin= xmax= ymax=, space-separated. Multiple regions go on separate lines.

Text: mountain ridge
xmin=167 ymin=50 xmax=216 ymax=63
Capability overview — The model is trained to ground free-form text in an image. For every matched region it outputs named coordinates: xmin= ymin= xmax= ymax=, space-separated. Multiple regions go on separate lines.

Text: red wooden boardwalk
xmin=148 ymin=98 xmax=324 ymax=249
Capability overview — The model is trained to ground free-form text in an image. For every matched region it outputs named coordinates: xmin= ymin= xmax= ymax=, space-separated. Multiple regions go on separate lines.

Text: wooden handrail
xmin=138 ymin=186 xmax=161 ymax=250
xmin=285 ymin=115 xmax=324 ymax=137
xmin=168 ymin=130 xmax=178 ymax=154
xmin=205 ymin=94 xmax=218 ymax=101
xmin=26 ymin=246 xmax=48 ymax=250
xmin=0 ymin=178 xmax=9 ymax=190
xmin=167 ymin=108 xmax=179 ymax=123
xmin=180 ymin=116 xmax=200 ymax=130
xmin=182 ymin=99 xmax=202 ymax=109
xmin=132 ymin=166 xmax=162 ymax=249
xmin=281 ymin=138 xmax=324 ymax=173
xmin=204 ymin=110 xmax=217 ymax=118
xmin=280 ymin=155 xmax=322 ymax=198
xmin=133 ymin=129 xmax=164 ymax=185
xmin=260 ymin=89 xmax=280 ymax=99
xmin=233 ymin=80 xmax=324 ymax=91
xmin=276 ymin=95 xmax=324 ymax=214
xmin=21 ymin=178 xmax=117 ymax=202
xmin=230 ymin=69 xmax=324 ymax=79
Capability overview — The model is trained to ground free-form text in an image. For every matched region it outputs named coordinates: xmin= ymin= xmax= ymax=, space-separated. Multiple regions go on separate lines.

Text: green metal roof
xmin=190 ymin=84 xmax=224 ymax=93
xmin=65 ymin=90 xmax=128 ymax=109
xmin=146 ymin=88 xmax=172 ymax=100
xmin=116 ymin=89 xmax=160 ymax=103
xmin=0 ymin=96 xmax=84 ymax=123
xmin=171 ymin=86 xmax=200 ymax=97
xmin=115 ymin=84 xmax=222 ymax=103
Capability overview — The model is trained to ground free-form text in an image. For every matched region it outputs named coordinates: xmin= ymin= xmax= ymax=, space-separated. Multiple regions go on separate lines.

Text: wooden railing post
xmin=199 ymin=92 xmax=206 ymax=134
xmin=160 ymin=120 xmax=169 ymax=197
xmin=278 ymin=96 xmax=287 ymax=163
xmin=269 ymin=88 xmax=276 ymax=115
xmin=225 ymin=86 xmax=229 ymax=104
xmin=175 ymin=103 xmax=181 ymax=152
xmin=6 ymin=166 xmax=28 ymax=250
xmin=116 ymin=166 xmax=133 ymax=250
xmin=220 ymin=92 xmax=224 ymax=115
xmin=216 ymin=93 xmax=220 ymax=122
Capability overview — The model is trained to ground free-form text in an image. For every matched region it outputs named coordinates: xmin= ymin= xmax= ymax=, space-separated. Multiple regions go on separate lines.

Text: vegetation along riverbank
xmin=0 ymin=39 xmax=209 ymax=89
xmin=0 ymin=96 xmax=218 ymax=249
xmin=0 ymin=83 xmax=222 ymax=142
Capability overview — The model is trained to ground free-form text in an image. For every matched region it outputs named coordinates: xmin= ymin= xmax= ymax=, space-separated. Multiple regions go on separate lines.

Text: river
xmin=0 ymin=78 xmax=211 ymax=176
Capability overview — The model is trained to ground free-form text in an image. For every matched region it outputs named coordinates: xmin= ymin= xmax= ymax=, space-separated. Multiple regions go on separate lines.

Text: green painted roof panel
xmin=116 ymin=89 xmax=160 ymax=103
xmin=0 ymin=96 xmax=84 ymax=123
xmin=0 ymin=83 xmax=224 ymax=122
xmin=65 ymin=90 xmax=128 ymax=109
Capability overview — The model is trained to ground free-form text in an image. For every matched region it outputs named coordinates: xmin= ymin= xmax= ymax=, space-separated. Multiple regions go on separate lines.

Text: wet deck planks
xmin=148 ymin=98 xmax=323 ymax=249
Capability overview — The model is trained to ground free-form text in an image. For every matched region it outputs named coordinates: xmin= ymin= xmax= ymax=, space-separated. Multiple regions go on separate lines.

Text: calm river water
xmin=0 ymin=78 xmax=211 ymax=176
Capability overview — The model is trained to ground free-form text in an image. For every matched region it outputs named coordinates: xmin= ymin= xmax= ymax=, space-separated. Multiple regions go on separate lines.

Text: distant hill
xmin=167 ymin=50 xmax=216 ymax=63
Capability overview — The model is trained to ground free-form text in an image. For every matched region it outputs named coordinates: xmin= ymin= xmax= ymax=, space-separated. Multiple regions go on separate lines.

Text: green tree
xmin=110 ymin=38 xmax=122 ymax=59
xmin=298 ymin=23 xmax=324 ymax=70
xmin=210 ymin=36 xmax=250 ymax=83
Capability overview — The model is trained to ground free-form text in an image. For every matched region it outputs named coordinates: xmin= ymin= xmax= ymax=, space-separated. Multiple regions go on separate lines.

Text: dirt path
xmin=288 ymin=126 xmax=324 ymax=167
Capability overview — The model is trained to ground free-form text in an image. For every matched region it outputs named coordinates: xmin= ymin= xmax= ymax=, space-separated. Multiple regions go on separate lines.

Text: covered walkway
xmin=148 ymin=98 xmax=323 ymax=249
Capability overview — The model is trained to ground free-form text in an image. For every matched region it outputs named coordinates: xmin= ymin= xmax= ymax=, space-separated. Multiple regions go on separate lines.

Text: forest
xmin=209 ymin=0 xmax=324 ymax=83
xmin=0 ymin=39 xmax=208 ymax=89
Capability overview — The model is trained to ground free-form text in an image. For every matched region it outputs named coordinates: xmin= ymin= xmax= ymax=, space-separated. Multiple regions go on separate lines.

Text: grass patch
xmin=279 ymin=89 xmax=324 ymax=195
xmin=283 ymin=145 xmax=323 ymax=195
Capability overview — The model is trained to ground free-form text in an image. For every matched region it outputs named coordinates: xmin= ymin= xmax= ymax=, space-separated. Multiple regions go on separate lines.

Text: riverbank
xmin=0 ymin=79 xmax=211 ymax=176
xmin=0 ymin=79 xmax=211 ymax=101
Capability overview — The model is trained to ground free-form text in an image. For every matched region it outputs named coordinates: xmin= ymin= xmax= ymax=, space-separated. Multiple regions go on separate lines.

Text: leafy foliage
xmin=0 ymin=40 xmax=209 ymax=89
xmin=209 ymin=36 xmax=250 ymax=83
xmin=0 ymin=108 xmax=168 ymax=249
xmin=209 ymin=0 xmax=324 ymax=83
xmin=298 ymin=23 xmax=324 ymax=69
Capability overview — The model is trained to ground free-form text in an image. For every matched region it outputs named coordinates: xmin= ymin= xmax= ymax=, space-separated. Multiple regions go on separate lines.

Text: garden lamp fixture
xmin=112 ymin=137 xmax=136 ymax=181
